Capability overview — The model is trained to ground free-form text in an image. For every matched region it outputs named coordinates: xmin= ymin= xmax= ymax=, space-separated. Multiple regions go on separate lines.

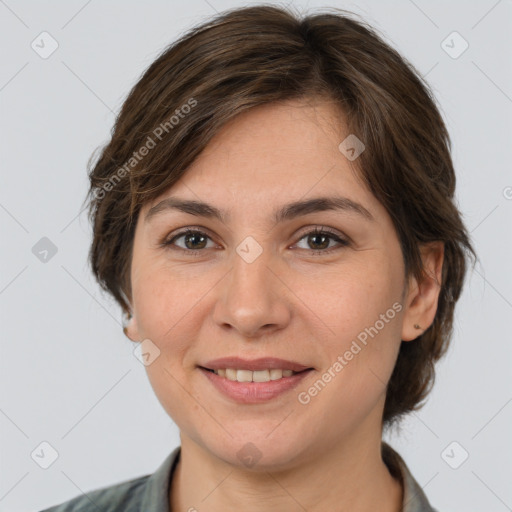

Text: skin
xmin=124 ymin=97 xmax=444 ymax=512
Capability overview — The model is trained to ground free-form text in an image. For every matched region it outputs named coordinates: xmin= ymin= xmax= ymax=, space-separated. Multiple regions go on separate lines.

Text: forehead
xmin=194 ymin=97 xmax=348 ymax=174
xmin=141 ymin=98 xmax=380 ymax=221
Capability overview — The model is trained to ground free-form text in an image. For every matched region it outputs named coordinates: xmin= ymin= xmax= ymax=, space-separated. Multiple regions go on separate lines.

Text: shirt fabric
xmin=39 ymin=442 xmax=438 ymax=511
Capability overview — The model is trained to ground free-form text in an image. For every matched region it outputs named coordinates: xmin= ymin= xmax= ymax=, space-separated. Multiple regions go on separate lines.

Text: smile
xmin=207 ymin=368 xmax=299 ymax=382
xmin=199 ymin=366 xmax=314 ymax=403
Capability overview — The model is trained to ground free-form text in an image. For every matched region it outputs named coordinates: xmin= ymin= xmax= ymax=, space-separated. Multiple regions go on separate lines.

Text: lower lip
xmin=199 ymin=367 xmax=313 ymax=404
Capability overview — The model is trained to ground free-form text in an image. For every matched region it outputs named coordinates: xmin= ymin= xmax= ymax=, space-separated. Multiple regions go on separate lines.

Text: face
xmin=126 ymin=98 xmax=414 ymax=469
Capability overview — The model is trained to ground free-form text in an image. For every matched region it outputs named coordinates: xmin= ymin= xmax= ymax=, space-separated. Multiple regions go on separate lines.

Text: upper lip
xmin=200 ymin=357 xmax=313 ymax=372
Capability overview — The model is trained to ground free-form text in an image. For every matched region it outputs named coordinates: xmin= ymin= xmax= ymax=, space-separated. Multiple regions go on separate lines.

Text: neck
xmin=169 ymin=427 xmax=403 ymax=512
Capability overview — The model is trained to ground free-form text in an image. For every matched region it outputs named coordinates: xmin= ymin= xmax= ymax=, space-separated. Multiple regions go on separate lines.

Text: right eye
xmin=162 ymin=228 xmax=217 ymax=254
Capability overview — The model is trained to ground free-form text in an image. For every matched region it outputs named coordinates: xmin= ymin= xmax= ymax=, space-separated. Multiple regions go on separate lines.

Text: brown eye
xmin=307 ymin=232 xmax=330 ymax=250
xmin=294 ymin=227 xmax=349 ymax=255
xmin=182 ymin=231 xmax=208 ymax=250
xmin=161 ymin=226 xmax=349 ymax=256
xmin=163 ymin=229 xmax=214 ymax=253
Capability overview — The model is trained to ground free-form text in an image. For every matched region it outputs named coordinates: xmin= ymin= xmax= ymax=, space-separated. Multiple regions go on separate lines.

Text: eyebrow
xmin=145 ymin=195 xmax=374 ymax=224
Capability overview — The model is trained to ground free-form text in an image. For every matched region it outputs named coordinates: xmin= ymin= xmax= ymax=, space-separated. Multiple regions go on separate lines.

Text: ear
xmin=401 ymin=241 xmax=444 ymax=341
xmin=123 ymin=311 xmax=142 ymax=343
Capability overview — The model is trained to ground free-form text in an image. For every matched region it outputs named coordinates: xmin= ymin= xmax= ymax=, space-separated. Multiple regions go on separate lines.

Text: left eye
xmin=162 ymin=227 xmax=349 ymax=254
xmin=294 ymin=228 xmax=349 ymax=253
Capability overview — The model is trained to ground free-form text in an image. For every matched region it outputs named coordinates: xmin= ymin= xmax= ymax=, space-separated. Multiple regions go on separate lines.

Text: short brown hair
xmin=84 ymin=4 xmax=477 ymax=426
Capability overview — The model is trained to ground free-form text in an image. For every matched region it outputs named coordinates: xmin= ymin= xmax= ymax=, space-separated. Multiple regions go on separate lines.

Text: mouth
xmin=199 ymin=356 xmax=314 ymax=380
xmin=199 ymin=366 xmax=311 ymax=382
xmin=198 ymin=357 xmax=315 ymax=403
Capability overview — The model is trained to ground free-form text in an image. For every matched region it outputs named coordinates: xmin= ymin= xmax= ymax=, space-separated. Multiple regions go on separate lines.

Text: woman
xmin=41 ymin=4 xmax=476 ymax=511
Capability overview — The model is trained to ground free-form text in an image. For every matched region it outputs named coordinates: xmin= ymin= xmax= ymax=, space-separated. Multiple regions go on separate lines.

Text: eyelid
xmin=160 ymin=226 xmax=219 ymax=249
xmin=160 ymin=224 xmax=351 ymax=254
xmin=293 ymin=225 xmax=351 ymax=245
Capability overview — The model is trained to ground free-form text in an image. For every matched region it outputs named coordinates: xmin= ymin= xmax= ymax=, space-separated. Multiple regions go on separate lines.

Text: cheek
xmin=316 ymin=256 xmax=403 ymax=332
xmin=131 ymin=264 xmax=203 ymax=422
xmin=132 ymin=258 xmax=206 ymax=339
xmin=316 ymin=258 xmax=404 ymax=386
xmin=299 ymin=273 xmax=403 ymax=437
xmin=131 ymin=259 xmax=223 ymax=387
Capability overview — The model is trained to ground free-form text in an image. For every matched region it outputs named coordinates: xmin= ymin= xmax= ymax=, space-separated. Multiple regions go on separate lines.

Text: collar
xmin=382 ymin=441 xmax=437 ymax=512
xmin=139 ymin=445 xmax=180 ymax=511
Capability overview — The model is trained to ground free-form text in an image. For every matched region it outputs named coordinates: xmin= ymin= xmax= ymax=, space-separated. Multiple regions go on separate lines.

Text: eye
xmin=293 ymin=226 xmax=350 ymax=255
xmin=162 ymin=228 xmax=217 ymax=254
xmin=161 ymin=226 xmax=349 ymax=256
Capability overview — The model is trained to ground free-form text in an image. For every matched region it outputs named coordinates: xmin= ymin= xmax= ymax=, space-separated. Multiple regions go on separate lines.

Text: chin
xmin=198 ymin=427 xmax=310 ymax=471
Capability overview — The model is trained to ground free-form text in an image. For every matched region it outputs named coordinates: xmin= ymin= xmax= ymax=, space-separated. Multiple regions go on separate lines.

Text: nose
xmin=212 ymin=246 xmax=292 ymax=339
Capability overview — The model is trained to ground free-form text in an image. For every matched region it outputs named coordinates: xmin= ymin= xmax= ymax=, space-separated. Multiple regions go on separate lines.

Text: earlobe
xmin=122 ymin=311 xmax=140 ymax=342
xmin=401 ymin=242 xmax=444 ymax=342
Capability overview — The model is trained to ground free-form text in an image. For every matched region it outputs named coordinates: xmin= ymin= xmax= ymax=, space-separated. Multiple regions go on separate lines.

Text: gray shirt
xmin=39 ymin=442 xmax=437 ymax=511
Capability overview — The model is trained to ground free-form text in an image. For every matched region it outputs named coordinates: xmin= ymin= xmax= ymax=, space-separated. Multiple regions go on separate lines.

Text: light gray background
xmin=1 ymin=1 xmax=511 ymax=511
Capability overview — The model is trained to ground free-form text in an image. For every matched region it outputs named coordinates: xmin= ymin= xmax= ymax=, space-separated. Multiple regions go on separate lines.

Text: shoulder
xmin=38 ymin=446 xmax=181 ymax=512
xmin=38 ymin=473 xmax=150 ymax=512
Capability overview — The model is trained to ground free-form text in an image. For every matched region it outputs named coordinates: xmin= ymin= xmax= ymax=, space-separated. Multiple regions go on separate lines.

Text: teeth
xmin=253 ymin=370 xmax=270 ymax=382
xmin=237 ymin=369 xmax=253 ymax=382
xmin=213 ymin=368 xmax=298 ymax=382
xmin=225 ymin=368 xmax=237 ymax=380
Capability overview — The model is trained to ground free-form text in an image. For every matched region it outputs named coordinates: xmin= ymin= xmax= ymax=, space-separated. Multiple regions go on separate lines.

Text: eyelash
xmin=160 ymin=226 xmax=350 ymax=256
